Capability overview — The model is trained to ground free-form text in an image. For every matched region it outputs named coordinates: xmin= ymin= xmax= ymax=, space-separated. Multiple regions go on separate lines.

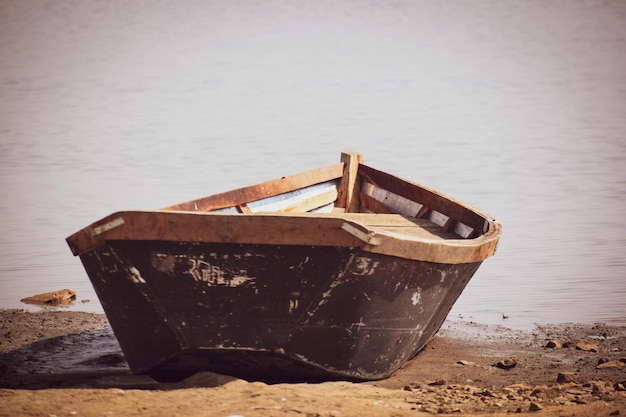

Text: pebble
xmin=427 ymin=379 xmax=447 ymax=386
xmin=557 ymin=372 xmax=579 ymax=384
xmin=568 ymin=340 xmax=600 ymax=352
xmin=545 ymin=339 xmax=562 ymax=349
xmin=596 ymin=360 xmax=626 ymax=369
xmin=495 ymin=358 xmax=517 ymax=369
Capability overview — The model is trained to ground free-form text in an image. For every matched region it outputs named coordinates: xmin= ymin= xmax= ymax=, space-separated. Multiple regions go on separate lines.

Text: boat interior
xmin=163 ymin=153 xmax=495 ymax=242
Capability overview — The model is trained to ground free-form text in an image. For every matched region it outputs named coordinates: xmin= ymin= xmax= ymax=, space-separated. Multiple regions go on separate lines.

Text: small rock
xmin=427 ymin=379 xmax=447 ymax=386
xmin=545 ymin=339 xmax=562 ymax=349
xmin=477 ymin=389 xmax=496 ymax=397
xmin=566 ymin=388 xmax=589 ymax=396
xmin=557 ymin=372 xmax=579 ymax=384
xmin=529 ymin=402 xmax=544 ymax=412
xmin=596 ymin=360 xmax=626 ymax=369
xmin=531 ymin=385 xmax=549 ymax=399
xmin=609 ymin=409 xmax=620 ymax=416
xmin=504 ymin=383 xmax=531 ymax=392
xmin=457 ymin=360 xmax=475 ymax=366
xmin=554 ymin=395 xmax=570 ymax=405
xmin=574 ymin=340 xmax=600 ymax=352
xmin=495 ymin=358 xmax=517 ymax=369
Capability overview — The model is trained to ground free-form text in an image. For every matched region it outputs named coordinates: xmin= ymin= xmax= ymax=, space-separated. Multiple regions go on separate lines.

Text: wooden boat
xmin=66 ymin=152 xmax=501 ymax=382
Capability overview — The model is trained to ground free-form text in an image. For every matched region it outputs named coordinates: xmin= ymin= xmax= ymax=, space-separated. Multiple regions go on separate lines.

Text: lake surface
xmin=1 ymin=0 xmax=625 ymax=329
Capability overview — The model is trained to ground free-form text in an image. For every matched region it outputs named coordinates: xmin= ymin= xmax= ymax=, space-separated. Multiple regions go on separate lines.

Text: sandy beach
xmin=1 ymin=309 xmax=625 ymax=417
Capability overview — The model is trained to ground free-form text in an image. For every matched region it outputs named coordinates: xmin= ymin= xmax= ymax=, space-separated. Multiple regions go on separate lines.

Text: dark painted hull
xmin=79 ymin=240 xmax=482 ymax=381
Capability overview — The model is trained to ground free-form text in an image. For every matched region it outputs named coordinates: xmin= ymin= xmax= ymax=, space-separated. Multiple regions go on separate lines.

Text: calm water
xmin=1 ymin=0 xmax=625 ymax=329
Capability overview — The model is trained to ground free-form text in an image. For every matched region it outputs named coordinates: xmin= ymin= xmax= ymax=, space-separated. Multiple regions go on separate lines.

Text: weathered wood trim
xmin=67 ymin=211 xmax=365 ymax=256
xmin=341 ymin=222 xmax=382 ymax=246
xmin=336 ymin=152 xmax=363 ymax=212
xmin=366 ymin=228 xmax=500 ymax=264
xmin=164 ymin=163 xmax=344 ymax=212
xmin=67 ymin=210 xmax=501 ymax=264
xmin=275 ymin=188 xmax=338 ymax=213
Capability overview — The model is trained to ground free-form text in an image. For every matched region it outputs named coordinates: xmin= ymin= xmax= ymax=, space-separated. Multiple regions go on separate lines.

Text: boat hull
xmin=79 ymin=239 xmax=482 ymax=381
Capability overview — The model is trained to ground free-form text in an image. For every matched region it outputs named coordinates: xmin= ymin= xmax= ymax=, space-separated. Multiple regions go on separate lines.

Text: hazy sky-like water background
xmin=1 ymin=0 xmax=625 ymax=329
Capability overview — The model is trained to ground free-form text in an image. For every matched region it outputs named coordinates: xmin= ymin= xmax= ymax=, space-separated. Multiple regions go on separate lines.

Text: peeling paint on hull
xmin=79 ymin=240 xmax=482 ymax=382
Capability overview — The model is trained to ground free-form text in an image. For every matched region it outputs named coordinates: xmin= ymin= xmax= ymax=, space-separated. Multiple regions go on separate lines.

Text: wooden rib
xmin=442 ymin=218 xmax=456 ymax=232
xmin=427 ymin=210 xmax=449 ymax=227
xmin=359 ymin=164 xmax=489 ymax=231
xmin=163 ymin=162 xmax=344 ymax=212
xmin=453 ymin=222 xmax=475 ymax=238
xmin=278 ymin=188 xmax=338 ymax=213
xmin=236 ymin=204 xmax=253 ymax=214
xmin=416 ymin=205 xmax=430 ymax=219
xmin=466 ymin=229 xmax=480 ymax=239
xmin=359 ymin=192 xmax=398 ymax=214
xmin=335 ymin=152 xmax=363 ymax=212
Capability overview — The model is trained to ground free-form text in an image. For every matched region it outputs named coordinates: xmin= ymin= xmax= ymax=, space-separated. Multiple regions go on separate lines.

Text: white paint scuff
xmin=411 ymin=291 xmax=421 ymax=306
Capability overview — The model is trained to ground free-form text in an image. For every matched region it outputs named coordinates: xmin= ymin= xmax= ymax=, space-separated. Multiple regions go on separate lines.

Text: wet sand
xmin=1 ymin=309 xmax=625 ymax=416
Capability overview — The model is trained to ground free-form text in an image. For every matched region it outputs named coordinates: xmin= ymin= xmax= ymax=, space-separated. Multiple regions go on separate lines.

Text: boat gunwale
xmin=66 ymin=209 xmax=500 ymax=264
xmin=66 ymin=152 xmax=501 ymax=264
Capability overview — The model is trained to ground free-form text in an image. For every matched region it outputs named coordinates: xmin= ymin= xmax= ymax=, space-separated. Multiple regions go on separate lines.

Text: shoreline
xmin=1 ymin=309 xmax=625 ymax=416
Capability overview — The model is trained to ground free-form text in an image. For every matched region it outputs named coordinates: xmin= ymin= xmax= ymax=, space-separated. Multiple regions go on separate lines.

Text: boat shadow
xmin=0 ymin=328 xmax=345 ymax=390
xmin=0 ymin=328 xmax=163 ymax=390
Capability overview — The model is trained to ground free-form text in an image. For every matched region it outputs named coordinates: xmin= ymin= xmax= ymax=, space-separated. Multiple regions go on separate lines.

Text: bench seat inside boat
xmin=333 ymin=213 xmax=462 ymax=241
